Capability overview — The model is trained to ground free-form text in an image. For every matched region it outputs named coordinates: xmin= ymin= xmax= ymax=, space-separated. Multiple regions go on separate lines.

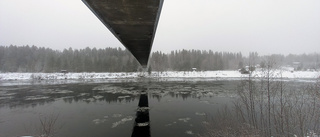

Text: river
xmin=0 ymin=78 xmax=315 ymax=137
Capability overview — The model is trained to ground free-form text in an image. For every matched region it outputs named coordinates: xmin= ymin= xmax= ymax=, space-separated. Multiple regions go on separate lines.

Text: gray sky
xmin=1 ymin=0 xmax=319 ymax=55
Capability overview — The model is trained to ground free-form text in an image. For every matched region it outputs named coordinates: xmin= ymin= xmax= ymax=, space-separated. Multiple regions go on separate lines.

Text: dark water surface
xmin=0 ymin=79 xmax=310 ymax=137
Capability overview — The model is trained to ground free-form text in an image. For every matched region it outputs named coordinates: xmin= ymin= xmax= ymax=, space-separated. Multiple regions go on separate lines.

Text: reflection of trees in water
xmin=1 ymin=81 xmax=236 ymax=108
xmin=149 ymin=82 xmax=231 ymax=101
xmin=61 ymin=92 xmax=138 ymax=104
xmin=23 ymin=112 xmax=62 ymax=137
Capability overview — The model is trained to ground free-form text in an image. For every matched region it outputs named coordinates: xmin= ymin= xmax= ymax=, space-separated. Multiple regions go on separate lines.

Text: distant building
xmin=292 ymin=62 xmax=302 ymax=70
xmin=239 ymin=68 xmax=250 ymax=74
xmin=61 ymin=70 xmax=68 ymax=74
xmin=255 ymin=64 xmax=261 ymax=68
xmin=192 ymin=68 xmax=197 ymax=71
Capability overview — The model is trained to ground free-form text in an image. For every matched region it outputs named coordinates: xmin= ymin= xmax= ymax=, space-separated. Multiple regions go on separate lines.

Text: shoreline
xmin=0 ymin=70 xmax=319 ymax=80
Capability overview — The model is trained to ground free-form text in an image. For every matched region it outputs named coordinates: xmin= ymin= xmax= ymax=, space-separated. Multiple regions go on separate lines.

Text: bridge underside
xmin=82 ymin=0 xmax=164 ymax=67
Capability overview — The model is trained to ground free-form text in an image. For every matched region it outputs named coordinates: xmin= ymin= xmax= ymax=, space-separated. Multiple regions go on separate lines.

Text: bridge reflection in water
xmin=132 ymin=91 xmax=150 ymax=137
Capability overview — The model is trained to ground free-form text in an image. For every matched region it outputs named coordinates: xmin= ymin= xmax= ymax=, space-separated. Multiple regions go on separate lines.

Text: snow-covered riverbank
xmin=0 ymin=70 xmax=319 ymax=80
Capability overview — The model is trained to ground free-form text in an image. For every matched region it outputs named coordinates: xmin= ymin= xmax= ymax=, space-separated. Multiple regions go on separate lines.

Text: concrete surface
xmin=82 ymin=0 xmax=164 ymax=67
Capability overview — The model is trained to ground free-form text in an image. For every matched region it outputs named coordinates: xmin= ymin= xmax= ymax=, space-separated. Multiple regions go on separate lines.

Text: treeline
xmin=150 ymin=50 xmax=243 ymax=71
xmin=0 ymin=45 xmax=139 ymax=72
xmin=150 ymin=50 xmax=320 ymax=71
xmin=0 ymin=45 xmax=319 ymax=72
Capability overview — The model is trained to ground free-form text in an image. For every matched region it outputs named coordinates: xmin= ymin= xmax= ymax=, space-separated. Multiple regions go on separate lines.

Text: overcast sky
xmin=1 ymin=0 xmax=319 ymax=55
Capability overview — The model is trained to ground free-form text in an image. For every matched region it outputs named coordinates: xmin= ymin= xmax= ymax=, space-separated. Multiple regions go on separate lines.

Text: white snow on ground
xmin=0 ymin=72 xmax=138 ymax=80
xmin=0 ymin=70 xmax=319 ymax=80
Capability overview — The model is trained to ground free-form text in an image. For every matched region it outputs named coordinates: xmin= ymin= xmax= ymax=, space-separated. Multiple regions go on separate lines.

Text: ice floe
xmin=93 ymin=85 xmax=139 ymax=95
xmin=0 ymin=96 xmax=13 ymax=100
xmin=92 ymin=118 xmax=107 ymax=125
xmin=117 ymin=95 xmax=131 ymax=99
xmin=92 ymin=115 xmax=110 ymax=125
xmin=93 ymin=114 xmax=133 ymax=127
xmin=78 ymin=93 xmax=90 ymax=96
xmin=0 ymin=92 xmax=16 ymax=100
xmin=185 ymin=130 xmax=194 ymax=135
xmin=111 ymin=116 xmax=134 ymax=128
xmin=150 ymin=89 xmax=169 ymax=97
xmin=0 ymin=92 xmax=16 ymax=96
xmin=55 ymin=90 xmax=73 ymax=94
xmin=195 ymin=112 xmax=206 ymax=116
xmin=93 ymin=95 xmax=104 ymax=100
xmin=165 ymin=121 xmax=177 ymax=126
xmin=137 ymin=107 xmax=150 ymax=112
xmin=83 ymin=98 xmax=95 ymax=102
xmin=25 ymin=95 xmax=49 ymax=100
xmin=137 ymin=122 xmax=149 ymax=127
xmin=112 ymin=114 xmax=123 ymax=118
xmin=178 ymin=117 xmax=191 ymax=123
xmin=82 ymin=95 xmax=104 ymax=102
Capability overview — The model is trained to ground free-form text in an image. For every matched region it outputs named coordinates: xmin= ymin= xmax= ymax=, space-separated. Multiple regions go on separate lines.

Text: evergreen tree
xmin=0 ymin=45 xmax=318 ymax=73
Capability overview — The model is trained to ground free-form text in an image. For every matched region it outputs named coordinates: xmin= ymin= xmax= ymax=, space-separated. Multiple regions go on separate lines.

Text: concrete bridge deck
xmin=82 ymin=0 xmax=164 ymax=67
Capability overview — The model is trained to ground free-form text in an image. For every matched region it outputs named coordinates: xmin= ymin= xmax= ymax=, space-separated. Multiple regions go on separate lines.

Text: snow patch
xmin=0 ymin=70 xmax=318 ymax=81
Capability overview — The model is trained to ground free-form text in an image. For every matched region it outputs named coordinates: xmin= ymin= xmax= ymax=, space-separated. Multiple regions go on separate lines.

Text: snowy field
xmin=0 ymin=70 xmax=319 ymax=80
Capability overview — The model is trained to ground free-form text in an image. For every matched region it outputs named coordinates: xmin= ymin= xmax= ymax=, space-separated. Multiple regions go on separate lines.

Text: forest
xmin=0 ymin=45 xmax=319 ymax=72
